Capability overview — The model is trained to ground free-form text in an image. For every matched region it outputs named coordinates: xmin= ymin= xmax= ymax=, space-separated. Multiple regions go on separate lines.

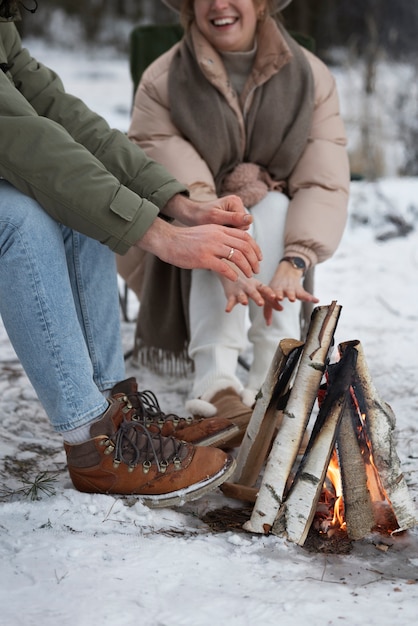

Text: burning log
xmin=272 ymin=346 xmax=358 ymax=544
xmin=339 ymin=340 xmax=417 ymax=534
xmin=243 ymin=302 xmax=342 ymax=534
xmin=336 ymin=393 xmax=376 ymax=540
xmin=220 ymin=302 xmax=417 ymax=549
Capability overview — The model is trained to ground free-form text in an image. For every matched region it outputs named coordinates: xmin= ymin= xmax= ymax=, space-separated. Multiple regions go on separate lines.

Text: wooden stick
xmin=220 ymin=483 xmax=258 ymax=503
xmin=244 ymin=302 xmax=342 ymax=534
xmin=339 ymin=340 xmax=417 ymax=533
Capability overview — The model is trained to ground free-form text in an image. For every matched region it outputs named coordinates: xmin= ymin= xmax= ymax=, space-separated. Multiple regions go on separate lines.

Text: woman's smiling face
xmin=194 ymin=0 xmax=264 ymax=52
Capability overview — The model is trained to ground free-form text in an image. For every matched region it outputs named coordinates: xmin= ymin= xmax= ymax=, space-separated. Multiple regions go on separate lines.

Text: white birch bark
xmin=339 ymin=341 xmax=417 ymax=533
xmin=244 ymin=302 xmax=342 ymax=534
xmin=233 ymin=338 xmax=303 ymax=486
xmin=337 ymin=406 xmax=375 ymax=540
xmin=272 ymin=393 xmax=345 ymax=545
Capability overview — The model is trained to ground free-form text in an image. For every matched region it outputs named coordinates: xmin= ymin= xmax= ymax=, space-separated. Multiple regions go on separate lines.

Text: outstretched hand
xmin=136 ymin=217 xmax=262 ymax=281
xmin=262 ymin=263 xmax=319 ymax=325
xmin=218 ymin=268 xmax=278 ymax=318
xmin=218 ymin=262 xmax=319 ymax=325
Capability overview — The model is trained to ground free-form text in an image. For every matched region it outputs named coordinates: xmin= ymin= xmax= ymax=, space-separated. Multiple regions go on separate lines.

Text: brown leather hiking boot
xmin=110 ymin=378 xmax=239 ymax=447
xmin=65 ymin=395 xmax=236 ymax=508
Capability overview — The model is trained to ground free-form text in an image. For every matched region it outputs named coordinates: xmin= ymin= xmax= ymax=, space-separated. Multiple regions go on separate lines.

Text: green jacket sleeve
xmin=0 ymin=23 xmax=186 ymax=254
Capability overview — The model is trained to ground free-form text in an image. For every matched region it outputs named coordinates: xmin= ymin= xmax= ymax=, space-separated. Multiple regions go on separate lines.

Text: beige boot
xmin=202 ymin=387 xmax=253 ymax=449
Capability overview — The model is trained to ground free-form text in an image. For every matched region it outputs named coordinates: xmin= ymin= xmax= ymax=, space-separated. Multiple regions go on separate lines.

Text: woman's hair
xmin=0 ymin=0 xmax=38 ymax=18
xmin=179 ymin=0 xmax=276 ymax=31
xmin=0 ymin=1 xmax=13 ymax=19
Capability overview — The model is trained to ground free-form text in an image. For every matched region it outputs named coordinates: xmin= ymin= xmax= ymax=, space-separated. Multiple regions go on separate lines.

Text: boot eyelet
xmin=159 ymin=460 xmax=168 ymax=474
xmin=142 ymin=460 xmax=151 ymax=474
xmin=104 ymin=440 xmax=115 ymax=455
xmin=121 ymin=394 xmax=133 ymax=408
xmin=173 ymin=456 xmax=182 ymax=469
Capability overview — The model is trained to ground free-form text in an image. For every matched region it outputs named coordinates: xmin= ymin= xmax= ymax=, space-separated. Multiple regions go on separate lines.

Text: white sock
xmin=63 ymin=407 xmax=108 ymax=444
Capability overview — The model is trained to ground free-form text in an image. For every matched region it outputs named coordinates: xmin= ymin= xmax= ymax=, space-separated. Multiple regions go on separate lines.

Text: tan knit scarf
xmin=168 ymin=18 xmax=314 ymax=194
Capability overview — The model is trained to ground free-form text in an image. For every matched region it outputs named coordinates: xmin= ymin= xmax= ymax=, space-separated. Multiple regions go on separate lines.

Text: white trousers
xmin=188 ymin=191 xmax=301 ymax=406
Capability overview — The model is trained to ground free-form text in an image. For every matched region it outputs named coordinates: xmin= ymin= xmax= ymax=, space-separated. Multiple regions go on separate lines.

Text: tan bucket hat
xmin=162 ymin=1 xmax=293 ymax=13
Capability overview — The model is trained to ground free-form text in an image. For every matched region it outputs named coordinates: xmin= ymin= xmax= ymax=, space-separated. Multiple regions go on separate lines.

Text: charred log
xmin=339 ymin=341 xmax=417 ymax=533
xmin=272 ymin=345 xmax=358 ymax=545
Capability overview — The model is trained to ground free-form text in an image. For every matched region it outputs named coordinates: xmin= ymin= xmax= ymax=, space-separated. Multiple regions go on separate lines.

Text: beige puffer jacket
xmin=128 ymin=23 xmax=350 ymax=271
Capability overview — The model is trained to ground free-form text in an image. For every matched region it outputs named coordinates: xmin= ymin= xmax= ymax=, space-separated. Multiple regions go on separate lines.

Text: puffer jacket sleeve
xmin=284 ymin=50 xmax=350 ymax=266
xmin=0 ymin=23 xmax=186 ymax=255
xmin=129 ymin=46 xmax=218 ymax=202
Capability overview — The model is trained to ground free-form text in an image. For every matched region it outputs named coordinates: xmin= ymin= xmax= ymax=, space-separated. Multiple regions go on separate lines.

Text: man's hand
xmin=136 ymin=217 xmax=262 ymax=281
xmin=162 ymin=193 xmax=252 ymax=230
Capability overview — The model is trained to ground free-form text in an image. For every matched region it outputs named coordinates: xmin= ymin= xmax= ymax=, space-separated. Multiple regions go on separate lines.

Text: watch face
xmin=290 ymin=257 xmax=306 ymax=270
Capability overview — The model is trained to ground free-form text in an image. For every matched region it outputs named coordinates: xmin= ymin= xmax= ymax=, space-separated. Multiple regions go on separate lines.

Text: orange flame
xmin=327 ymin=451 xmax=346 ymax=530
xmin=313 ymin=450 xmax=346 ymax=535
xmin=313 ymin=387 xmax=399 ymax=537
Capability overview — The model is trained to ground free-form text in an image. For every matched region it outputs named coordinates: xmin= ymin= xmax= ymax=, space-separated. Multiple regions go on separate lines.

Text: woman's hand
xmin=218 ymin=261 xmax=319 ymax=324
xmin=262 ymin=263 xmax=319 ymax=325
xmin=218 ymin=267 xmax=282 ymax=318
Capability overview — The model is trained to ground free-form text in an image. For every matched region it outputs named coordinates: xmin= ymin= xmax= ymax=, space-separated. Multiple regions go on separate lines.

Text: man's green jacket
xmin=0 ymin=6 xmax=185 ymax=254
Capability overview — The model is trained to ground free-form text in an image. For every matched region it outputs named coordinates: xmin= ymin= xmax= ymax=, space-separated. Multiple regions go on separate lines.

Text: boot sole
xmin=140 ymin=455 xmax=237 ymax=509
xmin=193 ymin=424 xmax=240 ymax=447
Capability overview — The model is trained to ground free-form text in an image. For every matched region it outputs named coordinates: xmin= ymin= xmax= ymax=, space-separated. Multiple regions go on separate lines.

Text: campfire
xmin=221 ymin=302 xmax=417 ymax=547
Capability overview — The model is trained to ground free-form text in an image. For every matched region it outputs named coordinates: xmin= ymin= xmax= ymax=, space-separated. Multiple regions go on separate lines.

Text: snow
xmin=1 ymin=40 xmax=417 ymax=626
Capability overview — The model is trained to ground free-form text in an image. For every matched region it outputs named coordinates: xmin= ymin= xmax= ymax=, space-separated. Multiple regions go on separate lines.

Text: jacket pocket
xmin=109 ymin=185 xmax=138 ymax=222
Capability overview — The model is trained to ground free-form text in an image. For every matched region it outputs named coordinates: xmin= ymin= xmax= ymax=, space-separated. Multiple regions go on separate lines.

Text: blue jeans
xmin=0 ymin=181 xmax=125 ymax=433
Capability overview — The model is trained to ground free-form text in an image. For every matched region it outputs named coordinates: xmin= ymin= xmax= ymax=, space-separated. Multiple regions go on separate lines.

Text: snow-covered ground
xmin=0 ymin=40 xmax=417 ymax=626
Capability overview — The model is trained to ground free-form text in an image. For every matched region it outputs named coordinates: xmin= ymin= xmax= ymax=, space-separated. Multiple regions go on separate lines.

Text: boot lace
xmin=104 ymin=418 xmax=186 ymax=474
xmin=124 ymin=389 xmax=194 ymax=428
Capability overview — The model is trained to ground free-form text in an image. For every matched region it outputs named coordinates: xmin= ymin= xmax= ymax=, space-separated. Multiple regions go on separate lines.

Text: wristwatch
xmin=280 ymin=256 xmax=307 ymax=274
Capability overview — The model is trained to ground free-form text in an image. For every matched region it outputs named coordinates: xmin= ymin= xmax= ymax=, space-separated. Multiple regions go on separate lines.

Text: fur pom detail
xmin=187 ymin=379 xmax=243 ymax=417
xmin=222 ymin=163 xmax=270 ymax=208
xmin=185 ymin=398 xmax=217 ymax=418
xmin=241 ymin=388 xmax=258 ymax=408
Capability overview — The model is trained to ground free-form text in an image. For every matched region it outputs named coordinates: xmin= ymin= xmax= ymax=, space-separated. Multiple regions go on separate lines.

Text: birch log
xmin=244 ymin=302 xmax=342 ymax=534
xmin=339 ymin=340 xmax=417 ymax=533
xmin=233 ymin=338 xmax=303 ymax=486
xmin=337 ymin=404 xmax=375 ymax=540
xmin=271 ymin=345 xmax=357 ymax=544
